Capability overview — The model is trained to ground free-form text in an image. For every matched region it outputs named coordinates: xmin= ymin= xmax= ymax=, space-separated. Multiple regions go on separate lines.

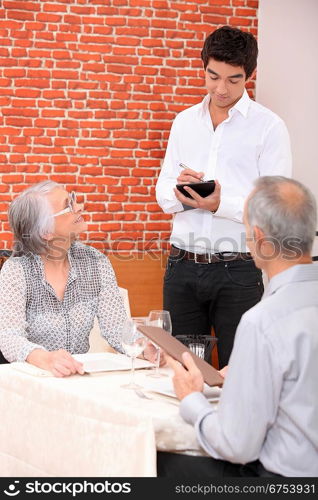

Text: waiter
xmin=156 ymin=26 xmax=292 ymax=367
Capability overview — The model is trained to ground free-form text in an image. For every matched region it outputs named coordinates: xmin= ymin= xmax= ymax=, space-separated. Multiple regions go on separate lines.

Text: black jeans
xmin=163 ymin=254 xmax=263 ymax=368
xmin=157 ymin=452 xmax=282 ymax=478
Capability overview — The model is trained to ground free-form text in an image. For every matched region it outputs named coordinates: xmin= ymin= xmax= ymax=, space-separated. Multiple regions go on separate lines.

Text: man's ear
xmin=253 ymin=225 xmax=264 ymax=242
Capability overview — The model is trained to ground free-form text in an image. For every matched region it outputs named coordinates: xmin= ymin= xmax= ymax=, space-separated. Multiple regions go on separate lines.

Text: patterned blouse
xmin=0 ymin=242 xmax=127 ymax=362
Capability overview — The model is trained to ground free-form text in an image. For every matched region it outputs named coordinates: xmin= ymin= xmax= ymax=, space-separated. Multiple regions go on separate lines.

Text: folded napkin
xmin=11 ymin=362 xmax=53 ymax=377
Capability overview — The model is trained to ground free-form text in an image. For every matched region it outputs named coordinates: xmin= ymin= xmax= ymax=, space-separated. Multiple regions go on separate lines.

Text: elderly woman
xmin=0 ymin=181 xmax=130 ymax=377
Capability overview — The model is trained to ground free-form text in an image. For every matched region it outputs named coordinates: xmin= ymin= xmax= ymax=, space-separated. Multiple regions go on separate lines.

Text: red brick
xmin=23 ymin=128 xmax=44 ymax=136
xmin=2 ymin=174 xmax=24 ymax=183
xmin=0 ymin=78 xmax=12 ymax=88
xmin=51 ymin=175 xmax=76 ymax=184
xmin=0 ymin=232 xmax=13 ymax=241
xmin=229 ymin=16 xmax=252 ymax=26
xmin=51 ymin=155 xmax=68 ymax=164
xmin=15 ymin=79 xmax=50 ymax=88
xmin=131 ymin=168 xmax=155 ymax=177
xmin=34 ymin=118 xmax=60 ymax=128
xmin=107 ymin=203 xmax=123 ymax=212
xmin=100 ymin=223 xmax=121 ymax=231
xmin=113 ymin=214 xmax=136 ymax=222
xmin=236 ymin=8 xmax=257 ymax=16
xmin=52 ymin=70 xmax=79 ymax=79
xmin=7 ymin=10 xmax=34 ymax=21
xmin=170 ymin=2 xmax=198 ymax=11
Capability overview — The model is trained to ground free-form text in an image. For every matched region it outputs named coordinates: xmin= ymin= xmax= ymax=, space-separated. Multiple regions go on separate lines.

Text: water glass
xmin=146 ymin=310 xmax=172 ymax=378
xmin=121 ymin=318 xmax=147 ymax=390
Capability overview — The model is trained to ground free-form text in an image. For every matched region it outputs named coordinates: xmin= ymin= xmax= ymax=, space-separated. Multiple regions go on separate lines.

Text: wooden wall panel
xmin=108 ymin=252 xmax=168 ymax=317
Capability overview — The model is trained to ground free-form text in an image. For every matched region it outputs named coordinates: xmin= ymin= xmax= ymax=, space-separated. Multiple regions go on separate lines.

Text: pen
xmin=178 ymin=163 xmax=205 ymax=182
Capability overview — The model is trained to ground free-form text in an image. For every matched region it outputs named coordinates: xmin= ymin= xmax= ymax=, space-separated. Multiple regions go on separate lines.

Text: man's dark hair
xmin=201 ymin=26 xmax=258 ymax=79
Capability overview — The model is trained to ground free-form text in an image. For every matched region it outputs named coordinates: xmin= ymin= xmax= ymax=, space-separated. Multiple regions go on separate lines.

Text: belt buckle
xmin=194 ymin=252 xmax=211 ymax=264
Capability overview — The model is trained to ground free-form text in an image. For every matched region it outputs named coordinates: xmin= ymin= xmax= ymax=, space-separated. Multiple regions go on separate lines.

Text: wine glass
xmin=146 ymin=310 xmax=172 ymax=378
xmin=121 ymin=318 xmax=147 ymax=390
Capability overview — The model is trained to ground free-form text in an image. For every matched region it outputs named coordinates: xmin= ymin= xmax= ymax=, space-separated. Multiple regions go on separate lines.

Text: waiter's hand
xmin=174 ymin=179 xmax=221 ymax=213
xmin=219 ymin=365 xmax=228 ymax=378
xmin=166 ymin=352 xmax=204 ymax=400
xmin=177 ymin=167 xmax=204 ymax=184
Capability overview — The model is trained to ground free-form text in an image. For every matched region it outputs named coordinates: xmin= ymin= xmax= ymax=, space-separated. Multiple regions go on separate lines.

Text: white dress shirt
xmin=180 ymin=264 xmax=318 ymax=477
xmin=156 ymin=90 xmax=292 ymax=253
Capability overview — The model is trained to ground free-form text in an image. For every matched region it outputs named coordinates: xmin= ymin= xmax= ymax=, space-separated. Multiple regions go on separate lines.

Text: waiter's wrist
xmin=211 ymin=202 xmax=220 ymax=214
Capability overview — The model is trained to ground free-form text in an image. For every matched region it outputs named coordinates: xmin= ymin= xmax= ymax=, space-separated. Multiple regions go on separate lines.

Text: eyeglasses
xmin=53 ymin=191 xmax=77 ymax=217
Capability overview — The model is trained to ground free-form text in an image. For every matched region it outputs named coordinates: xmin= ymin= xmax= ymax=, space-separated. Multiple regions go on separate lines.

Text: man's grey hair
xmin=9 ymin=180 xmax=60 ymax=256
xmin=247 ymin=176 xmax=317 ymax=256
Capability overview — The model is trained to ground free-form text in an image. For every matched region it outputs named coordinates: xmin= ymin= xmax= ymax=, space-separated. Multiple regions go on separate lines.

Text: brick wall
xmin=0 ymin=0 xmax=258 ymax=254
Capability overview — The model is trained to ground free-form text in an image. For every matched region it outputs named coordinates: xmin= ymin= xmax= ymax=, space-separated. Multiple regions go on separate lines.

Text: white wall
xmin=256 ymin=0 xmax=318 ymax=220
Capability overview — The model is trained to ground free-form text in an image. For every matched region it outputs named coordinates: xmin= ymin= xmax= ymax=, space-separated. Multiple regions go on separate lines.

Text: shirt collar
xmin=200 ymin=89 xmax=251 ymax=119
xmin=232 ymin=89 xmax=250 ymax=117
xmin=32 ymin=244 xmax=78 ymax=283
xmin=201 ymin=94 xmax=211 ymax=117
xmin=264 ymin=263 xmax=318 ymax=297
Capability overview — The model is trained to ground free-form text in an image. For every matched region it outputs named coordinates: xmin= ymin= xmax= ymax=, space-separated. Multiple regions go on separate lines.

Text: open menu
xmin=138 ymin=325 xmax=224 ymax=387
xmin=73 ymin=352 xmax=154 ymax=373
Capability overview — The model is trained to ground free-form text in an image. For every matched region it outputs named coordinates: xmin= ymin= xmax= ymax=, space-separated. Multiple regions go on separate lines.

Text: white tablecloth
xmin=0 ymin=364 xmax=206 ymax=477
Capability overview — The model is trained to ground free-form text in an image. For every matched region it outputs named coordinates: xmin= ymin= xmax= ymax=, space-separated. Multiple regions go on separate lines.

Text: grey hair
xmin=247 ymin=176 xmax=317 ymax=256
xmin=9 ymin=180 xmax=60 ymax=256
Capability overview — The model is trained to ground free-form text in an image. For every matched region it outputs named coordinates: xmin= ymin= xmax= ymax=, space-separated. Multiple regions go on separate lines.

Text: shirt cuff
xmin=180 ymin=391 xmax=212 ymax=425
xmin=19 ymin=344 xmax=48 ymax=363
xmin=158 ymin=198 xmax=184 ymax=214
xmin=214 ymin=195 xmax=243 ymax=222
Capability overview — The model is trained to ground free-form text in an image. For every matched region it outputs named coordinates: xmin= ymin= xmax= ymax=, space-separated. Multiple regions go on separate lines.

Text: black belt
xmin=170 ymin=245 xmax=253 ymax=264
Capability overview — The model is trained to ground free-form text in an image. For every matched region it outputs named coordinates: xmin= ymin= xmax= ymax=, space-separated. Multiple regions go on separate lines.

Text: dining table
xmin=0 ymin=361 xmax=213 ymax=477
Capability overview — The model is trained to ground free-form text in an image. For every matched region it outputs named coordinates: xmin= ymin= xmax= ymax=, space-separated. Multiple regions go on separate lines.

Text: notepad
xmin=176 ymin=180 xmax=215 ymax=199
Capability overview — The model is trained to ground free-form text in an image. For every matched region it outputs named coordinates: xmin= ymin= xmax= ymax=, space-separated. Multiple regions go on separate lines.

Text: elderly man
xmin=157 ymin=176 xmax=318 ymax=478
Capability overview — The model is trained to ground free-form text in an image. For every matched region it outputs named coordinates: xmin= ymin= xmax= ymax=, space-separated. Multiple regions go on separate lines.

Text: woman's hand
xmin=27 ymin=348 xmax=84 ymax=377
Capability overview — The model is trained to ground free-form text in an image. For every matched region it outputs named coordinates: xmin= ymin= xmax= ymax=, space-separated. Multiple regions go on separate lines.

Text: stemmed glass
xmin=146 ymin=310 xmax=172 ymax=378
xmin=121 ymin=318 xmax=147 ymax=390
